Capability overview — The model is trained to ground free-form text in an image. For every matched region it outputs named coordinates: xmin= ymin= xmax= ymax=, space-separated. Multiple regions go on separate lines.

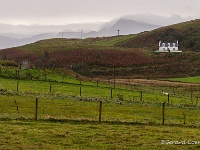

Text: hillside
xmin=0 ymin=19 xmax=200 ymax=79
xmin=0 ymin=33 xmax=56 ymax=49
xmin=0 ymin=39 xmax=199 ymax=79
xmin=118 ymin=19 xmax=200 ymax=51
xmin=0 ymin=18 xmax=160 ymax=49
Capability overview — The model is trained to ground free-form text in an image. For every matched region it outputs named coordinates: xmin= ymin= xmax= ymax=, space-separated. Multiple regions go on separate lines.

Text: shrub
xmin=72 ymin=63 xmax=93 ymax=76
xmin=0 ymin=60 xmax=18 ymax=67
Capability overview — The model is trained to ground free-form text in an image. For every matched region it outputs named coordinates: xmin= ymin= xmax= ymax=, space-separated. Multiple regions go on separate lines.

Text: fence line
xmin=0 ymin=96 xmax=200 ymax=127
xmin=35 ymin=98 xmax=38 ymax=121
xmin=162 ymin=102 xmax=165 ymax=125
xmin=0 ymin=80 xmax=199 ymax=107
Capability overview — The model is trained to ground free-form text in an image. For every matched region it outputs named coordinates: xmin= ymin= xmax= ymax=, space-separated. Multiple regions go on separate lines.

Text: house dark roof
xmin=159 ymin=42 xmax=178 ymax=47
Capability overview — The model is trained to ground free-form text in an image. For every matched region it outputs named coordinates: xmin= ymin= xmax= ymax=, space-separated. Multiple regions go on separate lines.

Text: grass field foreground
xmin=0 ymin=68 xmax=199 ymax=149
xmin=0 ymin=93 xmax=200 ymax=149
xmin=1 ymin=119 xmax=200 ymax=150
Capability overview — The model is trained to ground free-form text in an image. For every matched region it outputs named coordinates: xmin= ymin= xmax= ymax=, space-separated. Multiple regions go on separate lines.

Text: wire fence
xmin=0 ymin=78 xmax=199 ymax=106
xmin=0 ymin=70 xmax=199 ymax=126
xmin=0 ymin=96 xmax=200 ymax=127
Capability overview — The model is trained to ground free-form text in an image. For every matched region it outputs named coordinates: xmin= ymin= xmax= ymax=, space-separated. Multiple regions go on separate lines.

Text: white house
xmin=20 ymin=60 xmax=31 ymax=70
xmin=157 ymin=40 xmax=182 ymax=52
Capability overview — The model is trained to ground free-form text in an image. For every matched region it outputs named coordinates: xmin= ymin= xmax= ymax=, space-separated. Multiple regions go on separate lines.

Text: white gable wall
xmin=158 ymin=40 xmax=181 ymax=52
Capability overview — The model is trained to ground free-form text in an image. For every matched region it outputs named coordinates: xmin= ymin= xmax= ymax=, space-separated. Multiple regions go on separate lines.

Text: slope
xmin=118 ymin=19 xmax=200 ymax=51
xmin=0 ymin=21 xmax=199 ymax=79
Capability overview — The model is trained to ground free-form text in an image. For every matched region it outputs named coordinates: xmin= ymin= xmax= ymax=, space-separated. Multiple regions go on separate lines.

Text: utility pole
xmin=117 ymin=30 xmax=120 ymax=43
xmin=79 ymin=30 xmax=83 ymax=39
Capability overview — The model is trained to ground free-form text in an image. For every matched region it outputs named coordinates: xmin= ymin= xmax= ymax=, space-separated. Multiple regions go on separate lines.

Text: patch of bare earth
xmin=110 ymin=79 xmax=200 ymax=88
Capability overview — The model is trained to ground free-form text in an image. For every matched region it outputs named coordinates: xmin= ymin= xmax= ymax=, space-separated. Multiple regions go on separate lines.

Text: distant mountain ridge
xmin=85 ymin=19 xmax=160 ymax=37
xmin=0 ymin=33 xmax=56 ymax=49
xmin=0 ymin=18 xmax=160 ymax=49
xmin=0 ymin=35 xmax=17 ymax=49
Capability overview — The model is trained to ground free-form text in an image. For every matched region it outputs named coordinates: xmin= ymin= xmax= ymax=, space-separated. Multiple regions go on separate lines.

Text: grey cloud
xmin=0 ymin=22 xmax=104 ymax=36
xmin=123 ymin=14 xmax=192 ymax=26
xmin=0 ymin=0 xmax=200 ymax=25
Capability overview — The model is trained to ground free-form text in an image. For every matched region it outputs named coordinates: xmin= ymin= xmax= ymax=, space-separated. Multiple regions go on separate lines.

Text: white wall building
xmin=157 ymin=40 xmax=182 ymax=52
xmin=20 ymin=60 xmax=31 ymax=70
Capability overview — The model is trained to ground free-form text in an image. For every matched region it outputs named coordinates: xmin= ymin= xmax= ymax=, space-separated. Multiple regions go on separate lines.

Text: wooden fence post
xmin=16 ymin=70 xmax=18 ymax=78
xmin=80 ymin=86 xmax=82 ymax=97
xmin=140 ymin=91 xmax=143 ymax=101
xmin=111 ymin=88 xmax=113 ymax=99
xmin=99 ymin=101 xmax=102 ymax=123
xmin=50 ymin=84 xmax=52 ymax=93
xmin=35 ymin=98 xmax=38 ymax=121
xmin=183 ymin=112 xmax=186 ymax=124
xmin=162 ymin=102 xmax=165 ymax=125
xmin=196 ymin=97 xmax=199 ymax=107
xmin=167 ymin=94 xmax=170 ymax=104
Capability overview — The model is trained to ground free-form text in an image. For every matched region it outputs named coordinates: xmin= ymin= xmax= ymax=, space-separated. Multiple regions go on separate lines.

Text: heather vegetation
xmin=119 ymin=19 xmax=200 ymax=51
xmin=0 ymin=40 xmax=199 ymax=78
xmin=1 ymin=19 xmax=200 ymax=78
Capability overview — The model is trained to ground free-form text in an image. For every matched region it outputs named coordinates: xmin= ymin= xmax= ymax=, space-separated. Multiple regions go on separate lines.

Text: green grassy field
xmin=0 ymin=94 xmax=200 ymax=149
xmin=0 ymin=68 xmax=200 ymax=149
xmin=1 ymin=120 xmax=200 ymax=150
xmin=0 ymin=67 xmax=199 ymax=107
xmin=92 ymin=34 xmax=136 ymax=47
xmin=19 ymin=38 xmax=85 ymax=53
xmin=0 ymin=94 xmax=200 ymax=125
xmin=17 ymin=36 xmax=128 ymax=54
xmin=168 ymin=76 xmax=200 ymax=83
xmin=18 ymin=35 xmax=136 ymax=52
xmin=0 ymin=75 xmax=199 ymax=107
xmin=0 ymin=19 xmax=200 ymax=149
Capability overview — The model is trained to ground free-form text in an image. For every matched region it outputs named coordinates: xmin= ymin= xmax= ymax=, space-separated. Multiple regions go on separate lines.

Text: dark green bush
xmin=0 ymin=60 xmax=18 ymax=67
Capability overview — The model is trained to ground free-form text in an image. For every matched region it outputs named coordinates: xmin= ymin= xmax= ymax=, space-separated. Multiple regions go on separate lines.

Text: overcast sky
xmin=0 ymin=0 xmax=200 ymax=25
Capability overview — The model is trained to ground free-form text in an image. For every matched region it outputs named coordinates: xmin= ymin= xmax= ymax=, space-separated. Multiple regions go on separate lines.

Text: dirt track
xmin=111 ymin=79 xmax=200 ymax=88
